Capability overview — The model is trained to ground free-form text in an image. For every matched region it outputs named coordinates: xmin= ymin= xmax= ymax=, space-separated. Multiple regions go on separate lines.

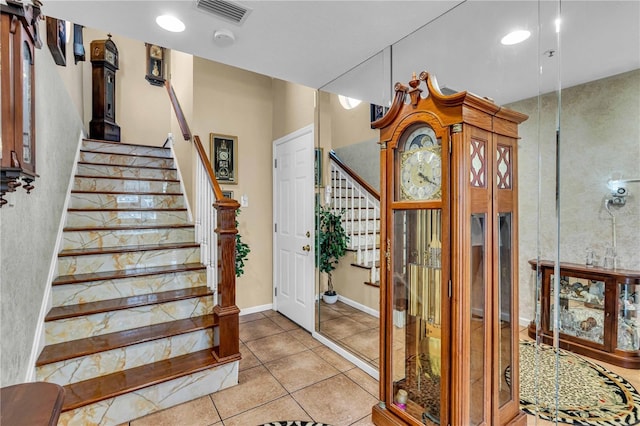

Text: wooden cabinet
xmin=0 ymin=1 xmax=41 ymax=206
xmin=528 ymin=260 xmax=640 ymax=369
xmin=372 ymin=72 xmax=527 ymax=426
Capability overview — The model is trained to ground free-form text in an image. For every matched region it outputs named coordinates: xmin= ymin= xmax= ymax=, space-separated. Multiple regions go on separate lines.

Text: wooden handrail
xmin=165 ymin=80 xmax=191 ymax=141
xmin=329 ymin=150 xmax=380 ymax=200
xmin=193 ymin=135 xmax=224 ymax=200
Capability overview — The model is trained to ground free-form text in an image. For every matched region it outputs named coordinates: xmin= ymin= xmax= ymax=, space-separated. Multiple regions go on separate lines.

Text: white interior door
xmin=273 ymin=124 xmax=315 ymax=332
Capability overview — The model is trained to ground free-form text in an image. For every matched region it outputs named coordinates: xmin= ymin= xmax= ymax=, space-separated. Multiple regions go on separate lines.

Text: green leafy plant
xmin=235 ymin=209 xmax=250 ymax=277
xmin=315 ymin=204 xmax=349 ymax=295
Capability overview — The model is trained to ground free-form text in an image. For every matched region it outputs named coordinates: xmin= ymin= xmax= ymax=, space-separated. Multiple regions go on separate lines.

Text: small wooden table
xmin=1 ymin=382 xmax=65 ymax=425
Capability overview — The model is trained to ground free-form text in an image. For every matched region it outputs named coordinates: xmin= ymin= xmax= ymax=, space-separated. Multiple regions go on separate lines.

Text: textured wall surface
xmin=513 ymin=69 xmax=640 ymax=323
xmin=0 ymin=46 xmax=85 ymax=386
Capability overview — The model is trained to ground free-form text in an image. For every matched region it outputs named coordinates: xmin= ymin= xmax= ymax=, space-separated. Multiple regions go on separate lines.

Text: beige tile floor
xmin=126 ymin=307 xmax=639 ymax=426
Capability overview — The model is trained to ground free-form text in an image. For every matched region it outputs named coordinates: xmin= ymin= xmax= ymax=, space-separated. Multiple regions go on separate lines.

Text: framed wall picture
xmin=370 ymin=103 xmax=389 ymax=126
xmin=314 ymin=147 xmax=323 ymax=187
xmin=210 ymin=133 xmax=238 ymax=184
xmin=222 ymin=190 xmax=234 ymax=199
xmin=46 ymin=16 xmax=66 ymax=66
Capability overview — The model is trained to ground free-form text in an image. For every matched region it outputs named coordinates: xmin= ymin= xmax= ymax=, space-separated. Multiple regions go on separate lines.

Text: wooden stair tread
xmin=70 ymin=190 xmax=183 ymax=196
xmin=58 ymin=241 xmax=199 ymax=257
xmin=83 ymin=139 xmax=171 ymax=151
xmin=37 ymin=315 xmax=217 ymax=366
xmin=74 ymin=174 xmax=180 ymax=183
xmin=63 ymin=223 xmax=193 ymax=232
xmin=62 ymin=349 xmax=229 ymax=412
xmin=77 ymin=161 xmax=177 ymax=171
xmin=45 ymin=286 xmax=213 ymax=321
xmin=364 ymin=281 xmax=380 ymax=288
xmin=80 ymin=149 xmax=171 ymax=161
xmin=351 ymin=261 xmax=380 ymax=269
xmin=53 ymin=263 xmax=205 ymax=285
xmin=67 ymin=207 xmax=187 ymax=212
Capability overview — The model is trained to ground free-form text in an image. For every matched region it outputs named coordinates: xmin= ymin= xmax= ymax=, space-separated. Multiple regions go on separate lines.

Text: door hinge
xmin=448 ymin=279 xmax=452 ymax=298
xmin=275 ymin=287 xmax=277 ymax=296
xmin=274 ymin=159 xmax=277 ymax=168
xmin=274 ymin=223 xmax=277 ymax=232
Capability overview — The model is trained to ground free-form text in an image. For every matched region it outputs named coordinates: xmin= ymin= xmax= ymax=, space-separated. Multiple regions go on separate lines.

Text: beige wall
xmin=82 ymin=29 xmax=171 ymax=146
xmin=192 ymin=58 xmax=275 ymax=309
xmin=272 ymin=79 xmax=315 ymax=141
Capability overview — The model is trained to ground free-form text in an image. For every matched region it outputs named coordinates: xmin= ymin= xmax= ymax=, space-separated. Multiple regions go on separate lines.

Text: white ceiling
xmin=43 ymin=1 xmax=640 ymax=105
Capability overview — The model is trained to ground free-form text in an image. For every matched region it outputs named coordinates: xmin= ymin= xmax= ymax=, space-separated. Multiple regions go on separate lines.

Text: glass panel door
xmin=391 ymin=209 xmax=444 ymax=425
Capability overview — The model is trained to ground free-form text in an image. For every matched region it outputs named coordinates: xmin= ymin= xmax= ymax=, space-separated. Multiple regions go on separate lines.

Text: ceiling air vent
xmin=196 ymin=0 xmax=252 ymax=25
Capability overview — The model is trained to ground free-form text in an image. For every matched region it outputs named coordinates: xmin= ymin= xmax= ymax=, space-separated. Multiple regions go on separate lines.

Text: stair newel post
xmin=212 ymin=197 xmax=241 ymax=363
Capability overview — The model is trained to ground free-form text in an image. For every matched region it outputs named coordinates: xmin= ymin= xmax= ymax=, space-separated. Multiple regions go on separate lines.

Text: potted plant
xmin=316 ymin=204 xmax=349 ymax=304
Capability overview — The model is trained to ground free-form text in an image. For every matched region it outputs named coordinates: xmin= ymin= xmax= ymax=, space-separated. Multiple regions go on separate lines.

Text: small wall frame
xmin=210 ymin=133 xmax=238 ymax=184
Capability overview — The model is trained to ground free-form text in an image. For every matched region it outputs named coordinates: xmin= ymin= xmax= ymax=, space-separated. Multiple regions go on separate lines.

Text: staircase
xmin=328 ymin=151 xmax=381 ymax=286
xmin=35 ymin=139 xmax=238 ymax=426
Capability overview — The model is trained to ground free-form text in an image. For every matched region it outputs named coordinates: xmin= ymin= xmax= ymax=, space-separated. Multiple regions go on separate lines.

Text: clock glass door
xmin=391 ymin=208 xmax=448 ymax=425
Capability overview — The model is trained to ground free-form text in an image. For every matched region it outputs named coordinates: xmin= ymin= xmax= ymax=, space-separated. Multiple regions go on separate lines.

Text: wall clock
xmin=145 ymin=43 xmax=165 ymax=86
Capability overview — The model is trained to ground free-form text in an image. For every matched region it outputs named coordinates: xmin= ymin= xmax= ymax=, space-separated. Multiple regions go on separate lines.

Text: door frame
xmin=272 ymin=123 xmax=315 ymax=332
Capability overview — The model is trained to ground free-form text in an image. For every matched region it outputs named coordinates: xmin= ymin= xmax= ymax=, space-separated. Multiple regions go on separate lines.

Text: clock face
xmin=150 ymin=45 xmax=163 ymax=60
xmin=400 ymin=147 xmax=442 ymax=201
xmin=219 ymin=151 xmax=229 ymax=160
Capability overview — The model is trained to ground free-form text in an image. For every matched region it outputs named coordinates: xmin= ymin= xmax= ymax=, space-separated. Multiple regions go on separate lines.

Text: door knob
xmin=302 ymin=244 xmax=311 ymax=252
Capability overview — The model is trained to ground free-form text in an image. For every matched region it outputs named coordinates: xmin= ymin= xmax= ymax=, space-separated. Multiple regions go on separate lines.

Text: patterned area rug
xmin=516 ymin=340 xmax=640 ymax=426
xmin=259 ymin=423 xmax=331 ymax=426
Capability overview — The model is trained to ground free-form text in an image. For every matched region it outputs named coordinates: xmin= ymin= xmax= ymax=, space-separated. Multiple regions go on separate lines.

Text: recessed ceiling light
xmin=156 ymin=15 xmax=185 ymax=33
xmin=501 ymin=30 xmax=531 ymax=46
xmin=338 ymin=95 xmax=361 ymax=110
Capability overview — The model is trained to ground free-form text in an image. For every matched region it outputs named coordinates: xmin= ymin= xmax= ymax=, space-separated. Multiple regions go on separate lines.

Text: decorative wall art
xmin=46 ymin=16 xmax=66 ymax=66
xmin=145 ymin=43 xmax=165 ymax=86
xmin=210 ymin=133 xmax=238 ymax=184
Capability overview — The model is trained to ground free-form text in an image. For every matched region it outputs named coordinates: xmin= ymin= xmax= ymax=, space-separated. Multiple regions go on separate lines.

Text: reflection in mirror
xmin=313 ymin=2 xmax=640 ymax=405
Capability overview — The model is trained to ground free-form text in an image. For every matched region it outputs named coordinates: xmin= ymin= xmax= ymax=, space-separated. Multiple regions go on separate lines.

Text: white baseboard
xmin=240 ymin=304 xmax=273 ymax=316
xmin=337 ymin=294 xmax=379 ymax=318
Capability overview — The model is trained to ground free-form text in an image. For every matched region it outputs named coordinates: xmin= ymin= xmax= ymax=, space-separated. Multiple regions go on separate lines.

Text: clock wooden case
xmin=372 ymin=72 xmax=528 ymax=426
xmin=1 ymin=1 xmax=42 ymax=206
xmin=89 ymin=36 xmax=121 ymax=141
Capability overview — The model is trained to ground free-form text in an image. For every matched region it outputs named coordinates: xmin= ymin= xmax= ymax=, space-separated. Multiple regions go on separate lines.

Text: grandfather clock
xmin=89 ymin=35 xmax=120 ymax=141
xmin=372 ymin=72 xmax=528 ymax=426
xmin=1 ymin=1 xmax=42 ymax=206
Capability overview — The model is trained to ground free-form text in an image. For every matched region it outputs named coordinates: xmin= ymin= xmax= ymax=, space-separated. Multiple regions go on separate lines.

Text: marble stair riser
xmin=57 ymin=362 xmax=238 ymax=426
xmin=343 ymin=209 xmax=380 ymax=220
xmin=64 ymin=210 xmax=190 ymax=230
xmin=45 ymin=296 xmax=213 ymax=345
xmin=58 ymin=246 xmax=200 ymax=275
xmin=357 ymin=250 xmax=380 ymax=264
xmin=342 ymin=220 xmax=380 ymax=233
xmin=69 ymin=193 xmax=185 ymax=210
xmin=79 ymin=152 xmax=174 ymax=169
xmin=37 ymin=329 xmax=214 ymax=386
xmin=52 ymin=270 xmax=206 ymax=306
xmin=76 ymin=164 xmax=177 ymax=181
xmin=73 ymin=177 xmax=181 ymax=194
xmin=348 ymin=234 xmax=379 ymax=248
xmin=62 ymin=227 xmax=194 ymax=250
xmin=82 ymin=141 xmax=173 ymax=158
